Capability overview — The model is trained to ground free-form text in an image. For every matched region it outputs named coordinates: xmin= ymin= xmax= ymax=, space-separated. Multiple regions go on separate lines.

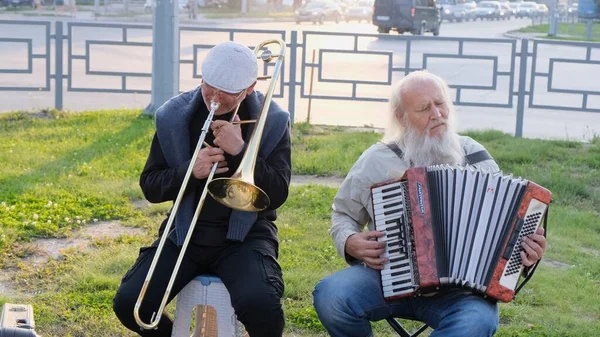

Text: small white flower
xmin=54 ymin=204 xmax=58 ymax=208
xmin=93 ymin=218 xmax=98 ymax=222
xmin=47 ymin=220 xmax=51 ymax=224
xmin=76 ymin=220 xmax=81 ymax=224
xmin=10 ymin=205 xmax=15 ymax=210
xmin=1 ymin=202 xmax=5 ymax=207
xmin=64 ymin=217 xmax=70 ymax=222
xmin=33 ymin=214 xmax=39 ymax=220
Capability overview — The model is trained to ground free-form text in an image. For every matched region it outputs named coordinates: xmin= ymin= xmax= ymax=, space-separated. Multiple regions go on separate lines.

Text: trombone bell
xmin=208 ymin=177 xmax=270 ymax=212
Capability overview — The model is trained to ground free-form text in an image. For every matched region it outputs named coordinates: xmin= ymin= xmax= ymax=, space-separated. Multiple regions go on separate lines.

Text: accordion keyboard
xmin=372 ymin=181 xmax=416 ymax=298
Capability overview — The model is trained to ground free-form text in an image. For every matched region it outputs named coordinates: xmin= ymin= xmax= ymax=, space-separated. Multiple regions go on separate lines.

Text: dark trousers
xmin=112 ymin=237 xmax=285 ymax=337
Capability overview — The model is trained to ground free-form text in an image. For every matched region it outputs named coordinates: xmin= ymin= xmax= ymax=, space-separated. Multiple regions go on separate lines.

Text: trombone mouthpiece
xmin=210 ymin=101 xmax=220 ymax=112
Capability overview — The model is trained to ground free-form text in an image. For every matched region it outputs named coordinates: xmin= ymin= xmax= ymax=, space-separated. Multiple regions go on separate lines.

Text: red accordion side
xmin=485 ymin=182 xmax=552 ymax=302
xmin=406 ymin=167 xmax=440 ymax=292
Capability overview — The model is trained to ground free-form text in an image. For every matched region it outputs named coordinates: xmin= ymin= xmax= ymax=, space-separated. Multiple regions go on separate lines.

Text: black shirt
xmin=139 ymin=98 xmax=292 ymax=246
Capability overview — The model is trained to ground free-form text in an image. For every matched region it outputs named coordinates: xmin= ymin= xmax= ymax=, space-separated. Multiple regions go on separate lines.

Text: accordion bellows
xmin=371 ymin=165 xmax=551 ymax=303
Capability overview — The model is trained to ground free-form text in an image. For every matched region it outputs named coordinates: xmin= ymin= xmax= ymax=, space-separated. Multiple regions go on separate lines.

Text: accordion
xmin=370 ymin=165 xmax=551 ymax=303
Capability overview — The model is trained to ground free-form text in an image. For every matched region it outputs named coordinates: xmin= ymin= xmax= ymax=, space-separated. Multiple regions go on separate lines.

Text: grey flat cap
xmin=201 ymin=41 xmax=258 ymax=94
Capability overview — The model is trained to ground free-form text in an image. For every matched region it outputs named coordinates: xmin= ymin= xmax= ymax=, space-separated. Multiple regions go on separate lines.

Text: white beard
xmin=401 ymin=120 xmax=465 ymax=167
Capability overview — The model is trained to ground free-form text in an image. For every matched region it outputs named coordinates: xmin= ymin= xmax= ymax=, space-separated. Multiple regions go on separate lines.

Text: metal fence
xmin=0 ymin=19 xmax=599 ymax=137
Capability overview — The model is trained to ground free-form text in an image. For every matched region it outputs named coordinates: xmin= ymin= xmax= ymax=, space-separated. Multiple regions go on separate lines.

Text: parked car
xmin=1 ymin=0 xmax=33 ymax=7
xmin=499 ymin=1 xmax=514 ymax=18
xmin=332 ymin=0 xmax=350 ymax=12
xmin=372 ymin=0 xmax=440 ymax=35
xmin=438 ymin=0 xmax=467 ymax=22
xmin=144 ymin=0 xmax=190 ymax=11
xmin=515 ymin=1 xmax=538 ymax=18
xmin=458 ymin=1 xmax=478 ymax=20
xmin=295 ymin=1 xmax=344 ymax=24
xmin=345 ymin=0 xmax=374 ymax=22
xmin=508 ymin=1 xmax=521 ymax=17
xmin=437 ymin=0 xmax=475 ymax=22
xmin=536 ymin=3 xmax=549 ymax=17
xmin=475 ymin=1 xmax=503 ymax=20
xmin=567 ymin=2 xmax=578 ymax=17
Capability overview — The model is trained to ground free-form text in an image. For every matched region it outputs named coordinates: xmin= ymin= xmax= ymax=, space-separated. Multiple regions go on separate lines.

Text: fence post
xmin=288 ymin=30 xmax=298 ymax=125
xmin=144 ymin=0 xmax=179 ymax=115
xmin=55 ymin=21 xmax=63 ymax=111
xmin=307 ymin=49 xmax=316 ymax=124
xmin=516 ymin=39 xmax=529 ymax=138
xmin=548 ymin=0 xmax=557 ymax=36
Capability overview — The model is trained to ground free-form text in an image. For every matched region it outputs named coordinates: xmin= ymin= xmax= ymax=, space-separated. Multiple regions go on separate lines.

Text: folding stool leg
xmin=386 ymin=317 xmax=429 ymax=337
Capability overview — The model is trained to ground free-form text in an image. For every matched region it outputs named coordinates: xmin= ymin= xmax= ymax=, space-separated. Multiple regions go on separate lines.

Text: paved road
xmin=0 ymin=15 xmax=598 ymax=141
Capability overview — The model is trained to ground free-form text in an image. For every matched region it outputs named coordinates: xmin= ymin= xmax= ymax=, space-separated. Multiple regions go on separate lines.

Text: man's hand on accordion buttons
xmin=521 ymin=227 xmax=546 ymax=267
xmin=345 ymin=231 xmax=389 ymax=270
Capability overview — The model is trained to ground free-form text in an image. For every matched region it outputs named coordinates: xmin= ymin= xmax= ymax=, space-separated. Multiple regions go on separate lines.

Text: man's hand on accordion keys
xmin=520 ymin=227 xmax=547 ymax=267
xmin=345 ymin=231 xmax=389 ymax=270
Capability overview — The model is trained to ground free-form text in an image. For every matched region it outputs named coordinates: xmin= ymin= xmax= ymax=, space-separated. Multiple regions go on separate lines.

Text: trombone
xmin=133 ymin=38 xmax=287 ymax=330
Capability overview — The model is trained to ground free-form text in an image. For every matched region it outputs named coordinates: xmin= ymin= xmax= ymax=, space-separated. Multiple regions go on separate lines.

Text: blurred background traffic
xmin=1 ymin=0 xmax=595 ymax=41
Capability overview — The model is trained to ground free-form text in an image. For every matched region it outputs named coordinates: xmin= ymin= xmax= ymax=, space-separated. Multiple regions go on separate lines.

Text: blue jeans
xmin=313 ymin=265 xmax=499 ymax=337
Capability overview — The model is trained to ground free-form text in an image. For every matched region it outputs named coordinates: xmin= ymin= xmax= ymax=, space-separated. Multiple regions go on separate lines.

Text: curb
xmin=290 ymin=175 xmax=344 ymax=188
xmin=503 ymin=30 xmax=547 ymax=40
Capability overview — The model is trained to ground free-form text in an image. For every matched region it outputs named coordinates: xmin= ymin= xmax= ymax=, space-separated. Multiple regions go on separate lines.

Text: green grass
xmin=0 ymin=110 xmax=599 ymax=336
xmin=516 ymin=22 xmax=600 ymax=42
xmin=291 ymin=123 xmax=382 ymax=176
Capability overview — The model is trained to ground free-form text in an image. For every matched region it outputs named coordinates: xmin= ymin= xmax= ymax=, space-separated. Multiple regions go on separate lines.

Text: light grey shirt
xmin=330 ymin=136 xmax=500 ymax=264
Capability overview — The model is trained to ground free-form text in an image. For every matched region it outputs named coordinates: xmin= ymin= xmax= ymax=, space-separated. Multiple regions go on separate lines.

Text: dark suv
xmin=373 ymin=0 xmax=441 ymax=35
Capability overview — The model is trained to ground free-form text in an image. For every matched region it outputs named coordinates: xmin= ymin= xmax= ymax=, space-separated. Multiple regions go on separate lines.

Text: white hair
xmin=382 ymin=70 xmax=465 ymax=166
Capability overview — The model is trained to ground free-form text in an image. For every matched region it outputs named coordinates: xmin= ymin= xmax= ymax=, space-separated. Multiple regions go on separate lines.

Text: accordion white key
xmin=370 ymin=165 xmax=551 ymax=303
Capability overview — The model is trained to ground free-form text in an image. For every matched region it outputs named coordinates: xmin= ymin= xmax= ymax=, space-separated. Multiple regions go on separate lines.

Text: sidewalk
xmin=0 ymin=6 xmax=297 ymax=25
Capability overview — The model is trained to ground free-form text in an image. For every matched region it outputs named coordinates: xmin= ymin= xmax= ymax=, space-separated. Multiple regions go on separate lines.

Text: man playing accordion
xmin=312 ymin=70 xmax=546 ymax=337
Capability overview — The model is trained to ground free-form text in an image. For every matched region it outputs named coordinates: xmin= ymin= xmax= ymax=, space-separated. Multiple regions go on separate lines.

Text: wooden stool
xmin=171 ymin=275 xmax=245 ymax=337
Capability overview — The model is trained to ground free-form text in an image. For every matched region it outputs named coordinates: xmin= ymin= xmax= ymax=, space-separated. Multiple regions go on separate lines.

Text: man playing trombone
xmin=112 ymin=41 xmax=291 ymax=337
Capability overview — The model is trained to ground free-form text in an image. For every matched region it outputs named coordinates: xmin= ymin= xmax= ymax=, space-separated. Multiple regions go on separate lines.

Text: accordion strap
xmin=384 ymin=143 xmax=492 ymax=166
xmin=514 ymin=207 xmax=549 ymax=298
xmin=464 ymin=150 xmax=493 ymax=165
xmin=385 ymin=142 xmax=405 ymax=160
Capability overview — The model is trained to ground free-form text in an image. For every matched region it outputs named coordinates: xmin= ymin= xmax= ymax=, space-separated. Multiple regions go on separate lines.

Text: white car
xmin=345 ymin=1 xmax=374 ymax=23
xmin=515 ymin=1 xmax=538 ymax=18
xmin=144 ymin=0 xmax=189 ymax=12
xmin=536 ymin=3 xmax=549 ymax=17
